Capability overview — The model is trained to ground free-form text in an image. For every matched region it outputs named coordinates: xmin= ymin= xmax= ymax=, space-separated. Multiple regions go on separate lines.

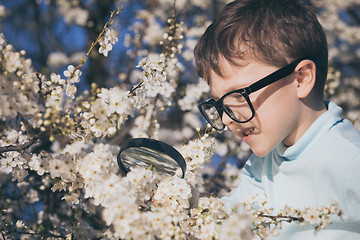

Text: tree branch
xmin=258 ymin=213 xmax=304 ymax=222
xmin=0 ymin=133 xmax=42 ymax=155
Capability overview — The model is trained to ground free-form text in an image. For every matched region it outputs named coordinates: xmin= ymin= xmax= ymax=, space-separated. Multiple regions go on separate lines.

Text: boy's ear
xmin=293 ymin=59 xmax=317 ymax=99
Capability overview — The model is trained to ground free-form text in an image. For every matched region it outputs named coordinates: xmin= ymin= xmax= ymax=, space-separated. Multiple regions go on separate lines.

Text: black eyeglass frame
xmin=198 ymin=57 xmax=316 ymax=131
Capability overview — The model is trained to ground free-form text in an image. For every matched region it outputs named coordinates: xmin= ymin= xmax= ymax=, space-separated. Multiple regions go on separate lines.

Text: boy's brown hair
xmin=194 ymin=0 xmax=328 ymax=100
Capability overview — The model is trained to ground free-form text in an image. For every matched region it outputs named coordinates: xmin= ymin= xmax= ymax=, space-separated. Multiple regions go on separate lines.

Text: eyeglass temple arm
xmin=246 ymin=58 xmax=308 ymax=94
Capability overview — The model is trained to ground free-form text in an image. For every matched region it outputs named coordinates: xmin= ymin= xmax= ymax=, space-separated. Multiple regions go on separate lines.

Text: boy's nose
xmin=221 ymin=112 xmax=233 ymax=127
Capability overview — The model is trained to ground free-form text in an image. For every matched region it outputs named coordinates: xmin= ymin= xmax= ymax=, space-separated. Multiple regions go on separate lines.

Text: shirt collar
xmin=276 ymin=101 xmax=343 ymax=161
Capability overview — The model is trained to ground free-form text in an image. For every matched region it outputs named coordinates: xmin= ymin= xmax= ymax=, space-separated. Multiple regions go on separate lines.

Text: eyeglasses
xmin=198 ymin=57 xmax=311 ymax=131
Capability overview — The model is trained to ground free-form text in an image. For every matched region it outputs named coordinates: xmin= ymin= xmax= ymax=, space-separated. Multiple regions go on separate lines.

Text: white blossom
xmin=98 ymin=40 xmax=113 ymax=57
xmin=105 ymin=28 xmax=119 ymax=44
xmin=64 ymin=64 xmax=81 ymax=83
xmin=65 ymin=82 xmax=77 ymax=99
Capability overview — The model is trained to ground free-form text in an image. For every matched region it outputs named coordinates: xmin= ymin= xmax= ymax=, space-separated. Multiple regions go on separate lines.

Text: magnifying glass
xmin=117 ymin=138 xmax=187 ymax=179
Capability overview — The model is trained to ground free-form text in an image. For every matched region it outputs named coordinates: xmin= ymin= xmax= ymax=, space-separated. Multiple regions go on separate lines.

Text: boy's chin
xmin=250 ymin=146 xmax=273 ymax=158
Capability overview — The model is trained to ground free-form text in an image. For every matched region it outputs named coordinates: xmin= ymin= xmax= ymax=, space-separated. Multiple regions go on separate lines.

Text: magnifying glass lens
xmin=117 ymin=138 xmax=186 ymax=179
xmin=120 ymin=147 xmax=180 ymax=177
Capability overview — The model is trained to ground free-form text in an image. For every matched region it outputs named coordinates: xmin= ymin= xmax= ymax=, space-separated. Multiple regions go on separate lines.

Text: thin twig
xmin=214 ymin=149 xmax=234 ymax=175
xmin=65 ymin=7 xmax=124 ymax=84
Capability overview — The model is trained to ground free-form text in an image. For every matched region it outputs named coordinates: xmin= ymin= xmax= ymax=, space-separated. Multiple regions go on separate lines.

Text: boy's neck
xmin=283 ymin=100 xmax=327 ymax=147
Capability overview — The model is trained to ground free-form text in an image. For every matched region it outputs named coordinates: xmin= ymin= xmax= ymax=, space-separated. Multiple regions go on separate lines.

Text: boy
xmin=194 ymin=0 xmax=360 ymax=239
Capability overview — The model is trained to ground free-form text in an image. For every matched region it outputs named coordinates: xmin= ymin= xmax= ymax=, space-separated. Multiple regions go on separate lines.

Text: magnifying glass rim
xmin=117 ymin=138 xmax=186 ymax=178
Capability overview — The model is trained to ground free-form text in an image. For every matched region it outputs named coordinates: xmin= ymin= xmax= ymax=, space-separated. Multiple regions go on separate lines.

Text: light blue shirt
xmin=222 ymin=101 xmax=360 ymax=239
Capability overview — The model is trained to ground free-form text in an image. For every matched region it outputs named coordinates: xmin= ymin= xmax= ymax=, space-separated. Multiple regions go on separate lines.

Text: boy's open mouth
xmin=239 ymin=127 xmax=255 ymax=137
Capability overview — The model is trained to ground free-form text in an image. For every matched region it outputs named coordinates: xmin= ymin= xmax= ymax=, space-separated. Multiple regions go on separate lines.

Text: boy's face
xmin=209 ymin=55 xmax=304 ymax=157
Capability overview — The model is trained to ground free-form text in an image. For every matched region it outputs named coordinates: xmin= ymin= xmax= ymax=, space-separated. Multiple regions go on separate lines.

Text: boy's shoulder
xmin=324 ymin=101 xmax=360 ymax=149
xmin=331 ymin=117 xmax=360 ymax=150
xmin=302 ymin=101 xmax=360 ymax=158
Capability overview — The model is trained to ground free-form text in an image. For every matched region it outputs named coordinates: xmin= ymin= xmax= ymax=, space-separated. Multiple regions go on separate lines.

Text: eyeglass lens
xmin=222 ymin=92 xmax=253 ymax=122
xmin=201 ymin=102 xmax=225 ymax=130
xmin=200 ymin=92 xmax=253 ymax=130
